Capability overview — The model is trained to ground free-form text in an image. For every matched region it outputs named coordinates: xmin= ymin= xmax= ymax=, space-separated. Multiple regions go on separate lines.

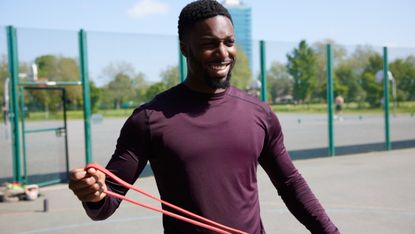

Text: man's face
xmin=183 ymin=15 xmax=237 ymax=90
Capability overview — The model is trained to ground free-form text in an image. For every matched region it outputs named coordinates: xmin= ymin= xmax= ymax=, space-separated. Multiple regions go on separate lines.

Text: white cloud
xmin=127 ymin=0 xmax=169 ymax=19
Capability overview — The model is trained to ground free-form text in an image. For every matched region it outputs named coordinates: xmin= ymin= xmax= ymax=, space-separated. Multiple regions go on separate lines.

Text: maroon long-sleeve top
xmin=84 ymin=84 xmax=339 ymax=234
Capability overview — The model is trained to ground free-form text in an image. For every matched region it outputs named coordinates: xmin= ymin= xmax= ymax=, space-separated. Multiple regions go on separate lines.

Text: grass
xmin=271 ymin=101 xmax=415 ymax=114
xmin=1 ymin=101 xmax=414 ymax=121
xmin=3 ymin=109 xmax=136 ymax=121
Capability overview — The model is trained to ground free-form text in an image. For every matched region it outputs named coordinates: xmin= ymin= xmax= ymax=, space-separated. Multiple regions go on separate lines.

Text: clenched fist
xmin=68 ymin=166 xmax=107 ymax=203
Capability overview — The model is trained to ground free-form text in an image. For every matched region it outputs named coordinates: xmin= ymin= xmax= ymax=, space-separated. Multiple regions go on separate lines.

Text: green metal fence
xmin=1 ymin=26 xmax=92 ymax=185
xmin=1 ymin=26 xmax=414 ymax=185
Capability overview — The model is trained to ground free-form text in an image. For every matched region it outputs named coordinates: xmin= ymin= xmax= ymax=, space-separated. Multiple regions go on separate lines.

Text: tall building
xmin=223 ymin=0 xmax=252 ymax=70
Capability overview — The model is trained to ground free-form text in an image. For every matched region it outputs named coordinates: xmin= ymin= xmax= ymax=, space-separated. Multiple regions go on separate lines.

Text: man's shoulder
xmin=130 ymin=84 xmax=182 ymax=116
xmin=227 ymin=86 xmax=271 ymax=113
xmin=154 ymin=84 xmax=183 ymax=101
xmin=142 ymin=84 xmax=182 ymax=107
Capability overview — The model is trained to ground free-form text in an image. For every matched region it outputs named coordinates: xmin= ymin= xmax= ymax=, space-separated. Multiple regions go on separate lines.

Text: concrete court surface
xmin=2 ymin=113 xmax=414 ymax=180
xmin=1 ymin=148 xmax=414 ymax=234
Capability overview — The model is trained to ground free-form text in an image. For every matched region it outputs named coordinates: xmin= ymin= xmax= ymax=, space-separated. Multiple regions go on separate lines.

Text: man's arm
xmin=258 ymin=111 xmax=339 ymax=233
xmin=75 ymin=108 xmax=151 ymax=220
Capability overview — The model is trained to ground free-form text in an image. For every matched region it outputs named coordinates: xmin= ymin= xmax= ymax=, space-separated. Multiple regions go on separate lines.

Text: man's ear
xmin=180 ymin=41 xmax=188 ymax=58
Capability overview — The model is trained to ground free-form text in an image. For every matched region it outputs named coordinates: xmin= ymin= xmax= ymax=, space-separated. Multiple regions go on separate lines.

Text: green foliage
xmin=160 ymin=65 xmax=180 ymax=89
xmin=2 ymin=37 xmax=415 ymax=117
xmin=104 ymin=73 xmax=139 ymax=109
xmin=266 ymin=62 xmax=293 ymax=104
xmin=332 ymin=45 xmax=380 ymax=106
xmin=313 ymin=40 xmax=347 ymax=101
xmin=89 ymin=80 xmax=101 ymax=113
xmin=286 ymin=40 xmax=318 ymax=102
xmin=334 ymin=63 xmax=365 ymax=104
xmin=34 ymin=55 xmax=82 ymax=109
xmin=231 ymin=46 xmax=252 ymax=90
xmin=0 ymin=55 xmax=8 ymax=105
xmin=98 ymin=62 xmax=148 ymax=109
xmin=145 ymin=82 xmax=167 ymax=101
xmin=390 ymin=56 xmax=415 ymax=101
xmin=360 ymin=53 xmax=383 ymax=107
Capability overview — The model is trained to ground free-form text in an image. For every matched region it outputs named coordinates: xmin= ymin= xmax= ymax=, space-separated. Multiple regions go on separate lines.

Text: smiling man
xmin=181 ymin=11 xmax=236 ymax=92
xmin=69 ymin=0 xmax=339 ymax=233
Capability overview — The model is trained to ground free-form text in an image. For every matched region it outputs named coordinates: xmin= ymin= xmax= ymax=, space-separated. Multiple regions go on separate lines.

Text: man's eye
xmin=201 ymin=42 xmax=216 ymax=48
xmin=225 ymin=39 xmax=235 ymax=46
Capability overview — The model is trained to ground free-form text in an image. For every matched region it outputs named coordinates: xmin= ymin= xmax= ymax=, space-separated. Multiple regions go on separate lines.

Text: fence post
xmin=383 ymin=47 xmax=391 ymax=150
xmin=259 ymin=40 xmax=267 ymax=102
xmin=79 ymin=29 xmax=92 ymax=164
xmin=6 ymin=26 xmax=22 ymax=183
xmin=178 ymin=41 xmax=186 ymax=83
xmin=326 ymin=44 xmax=335 ymax=156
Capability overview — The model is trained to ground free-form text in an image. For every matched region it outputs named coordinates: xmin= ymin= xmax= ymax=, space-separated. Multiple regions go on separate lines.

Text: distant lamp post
xmin=376 ymin=70 xmax=396 ymax=116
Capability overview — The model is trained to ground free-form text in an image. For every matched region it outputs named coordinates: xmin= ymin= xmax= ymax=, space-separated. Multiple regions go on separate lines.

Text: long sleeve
xmin=259 ymin=110 xmax=339 ymax=234
xmin=83 ymin=107 xmax=151 ymax=220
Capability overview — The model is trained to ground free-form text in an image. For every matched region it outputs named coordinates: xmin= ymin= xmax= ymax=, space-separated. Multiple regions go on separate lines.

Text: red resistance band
xmin=85 ymin=163 xmax=248 ymax=234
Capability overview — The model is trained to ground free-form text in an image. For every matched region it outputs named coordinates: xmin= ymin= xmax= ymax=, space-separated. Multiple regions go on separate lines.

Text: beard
xmin=204 ymin=70 xmax=232 ymax=89
xmin=188 ymin=50 xmax=235 ymax=89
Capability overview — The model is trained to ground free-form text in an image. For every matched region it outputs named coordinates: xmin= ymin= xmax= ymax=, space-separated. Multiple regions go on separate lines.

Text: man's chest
xmin=149 ymin=111 xmax=265 ymax=166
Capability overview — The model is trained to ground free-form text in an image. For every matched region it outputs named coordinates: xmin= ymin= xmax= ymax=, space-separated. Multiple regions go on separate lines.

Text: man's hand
xmin=68 ymin=167 xmax=107 ymax=203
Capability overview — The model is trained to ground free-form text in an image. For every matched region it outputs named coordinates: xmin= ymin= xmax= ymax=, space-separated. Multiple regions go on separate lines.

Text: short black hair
xmin=178 ymin=0 xmax=233 ymax=42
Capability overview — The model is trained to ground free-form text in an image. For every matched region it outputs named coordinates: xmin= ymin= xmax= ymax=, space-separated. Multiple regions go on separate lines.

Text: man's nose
xmin=215 ymin=43 xmax=229 ymax=59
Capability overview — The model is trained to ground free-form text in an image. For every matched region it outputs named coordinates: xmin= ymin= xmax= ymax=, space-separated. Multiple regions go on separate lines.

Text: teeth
xmin=210 ymin=64 xmax=228 ymax=70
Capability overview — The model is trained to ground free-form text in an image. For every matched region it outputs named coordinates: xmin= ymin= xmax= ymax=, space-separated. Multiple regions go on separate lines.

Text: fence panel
xmin=388 ymin=46 xmax=415 ymax=149
xmin=87 ymin=31 xmax=180 ymax=167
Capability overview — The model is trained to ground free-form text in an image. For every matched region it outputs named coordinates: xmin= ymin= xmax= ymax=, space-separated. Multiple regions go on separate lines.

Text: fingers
xmin=68 ymin=166 xmax=107 ymax=203
xmin=72 ymin=182 xmax=107 ymax=202
xmin=70 ymin=167 xmax=88 ymax=180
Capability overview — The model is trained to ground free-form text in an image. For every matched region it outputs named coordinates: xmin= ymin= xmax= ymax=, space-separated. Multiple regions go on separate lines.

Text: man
xmin=69 ymin=0 xmax=339 ymax=233
xmin=335 ymin=95 xmax=344 ymax=121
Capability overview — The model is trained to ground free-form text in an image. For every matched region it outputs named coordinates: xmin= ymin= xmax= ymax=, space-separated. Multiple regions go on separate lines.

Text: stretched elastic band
xmin=85 ymin=163 xmax=247 ymax=234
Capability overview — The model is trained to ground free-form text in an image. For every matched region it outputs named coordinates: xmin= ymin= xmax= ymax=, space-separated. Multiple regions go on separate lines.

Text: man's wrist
xmin=83 ymin=197 xmax=106 ymax=209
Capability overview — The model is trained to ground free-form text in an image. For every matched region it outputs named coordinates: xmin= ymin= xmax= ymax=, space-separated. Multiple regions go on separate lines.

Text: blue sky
xmin=1 ymin=0 xmax=414 ymax=47
xmin=1 ymin=0 xmax=414 ymax=85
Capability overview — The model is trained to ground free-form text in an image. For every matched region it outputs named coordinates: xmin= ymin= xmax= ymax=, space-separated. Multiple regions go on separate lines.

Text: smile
xmin=207 ymin=61 xmax=232 ymax=72
xmin=209 ymin=64 xmax=228 ymax=70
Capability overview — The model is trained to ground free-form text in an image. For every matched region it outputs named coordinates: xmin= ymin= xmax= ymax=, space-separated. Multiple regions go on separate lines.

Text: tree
xmin=390 ymin=56 xmax=415 ymax=101
xmin=99 ymin=62 xmax=138 ymax=84
xmin=131 ymin=73 xmax=148 ymax=105
xmin=266 ymin=62 xmax=293 ymax=104
xmin=286 ymin=40 xmax=318 ymax=102
xmin=145 ymin=82 xmax=167 ymax=101
xmin=160 ymin=65 xmax=180 ymax=89
xmin=313 ymin=39 xmax=347 ymax=101
xmin=89 ymin=80 xmax=101 ymax=113
xmin=99 ymin=62 xmax=148 ymax=108
xmin=0 ymin=55 xmax=8 ymax=110
xmin=231 ymin=46 xmax=252 ymax=90
xmin=333 ymin=45 xmax=380 ymax=105
xmin=34 ymin=55 xmax=82 ymax=109
xmin=105 ymin=73 xmax=137 ymax=109
xmin=334 ymin=63 xmax=365 ymax=104
xmin=360 ymin=53 xmax=383 ymax=107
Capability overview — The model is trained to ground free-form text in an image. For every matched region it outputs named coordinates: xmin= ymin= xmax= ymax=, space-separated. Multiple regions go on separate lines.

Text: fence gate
xmin=20 ymin=87 xmax=69 ymax=186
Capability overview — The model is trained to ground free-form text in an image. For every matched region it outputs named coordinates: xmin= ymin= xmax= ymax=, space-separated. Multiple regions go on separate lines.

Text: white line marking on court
xmin=18 ymin=214 xmax=160 ymax=234
xmin=263 ymin=207 xmax=415 ymax=216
